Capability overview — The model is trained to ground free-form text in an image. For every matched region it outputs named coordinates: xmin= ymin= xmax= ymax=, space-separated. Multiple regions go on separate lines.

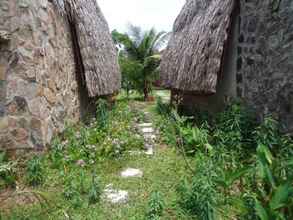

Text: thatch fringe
xmin=52 ymin=0 xmax=121 ymax=97
xmin=160 ymin=0 xmax=235 ymax=94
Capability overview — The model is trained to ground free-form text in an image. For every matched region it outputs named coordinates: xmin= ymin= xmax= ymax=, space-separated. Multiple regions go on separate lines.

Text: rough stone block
xmin=0 ymin=117 xmax=8 ymax=130
xmin=0 ymin=65 xmax=6 ymax=80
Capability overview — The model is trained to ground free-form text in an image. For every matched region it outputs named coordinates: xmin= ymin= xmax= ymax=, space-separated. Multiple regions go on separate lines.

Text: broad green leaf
xmin=269 ymin=183 xmax=293 ymax=210
xmin=257 ymin=144 xmax=273 ymax=165
xmin=255 ymin=200 xmax=269 ymax=220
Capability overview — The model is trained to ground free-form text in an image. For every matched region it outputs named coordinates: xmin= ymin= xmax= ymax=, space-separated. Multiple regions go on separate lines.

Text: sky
xmin=98 ymin=0 xmax=186 ymax=33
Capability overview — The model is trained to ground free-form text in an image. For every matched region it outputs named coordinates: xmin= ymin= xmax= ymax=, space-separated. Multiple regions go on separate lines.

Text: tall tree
xmin=112 ymin=25 xmax=169 ymax=100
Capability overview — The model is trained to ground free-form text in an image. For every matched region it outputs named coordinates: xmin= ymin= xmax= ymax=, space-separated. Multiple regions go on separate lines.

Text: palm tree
xmin=112 ymin=25 xmax=169 ymax=101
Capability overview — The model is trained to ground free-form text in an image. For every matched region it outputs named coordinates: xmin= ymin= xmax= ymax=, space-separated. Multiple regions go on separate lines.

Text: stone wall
xmin=0 ymin=0 xmax=80 ymax=152
xmin=238 ymin=0 xmax=293 ymax=133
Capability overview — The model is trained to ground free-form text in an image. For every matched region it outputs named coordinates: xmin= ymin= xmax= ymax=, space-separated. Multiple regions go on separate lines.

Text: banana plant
xmin=254 ymin=144 xmax=293 ymax=220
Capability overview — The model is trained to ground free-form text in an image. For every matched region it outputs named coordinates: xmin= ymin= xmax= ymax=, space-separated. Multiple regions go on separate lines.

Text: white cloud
xmin=97 ymin=0 xmax=186 ymax=32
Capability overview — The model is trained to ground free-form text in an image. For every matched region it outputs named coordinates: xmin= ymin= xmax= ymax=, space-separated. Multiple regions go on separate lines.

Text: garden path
xmin=103 ymin=103 xmax=158 ymax=204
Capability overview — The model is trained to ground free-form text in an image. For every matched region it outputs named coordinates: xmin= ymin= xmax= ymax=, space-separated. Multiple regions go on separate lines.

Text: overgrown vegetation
xmin=1 ymin=94 xmax=293 ymax=220
xmin=0 ymin=99 xmax=146 ymax=219
xmin=155 ymin=99 xmax=293 ymax=220
xmin=112 ymin=25 xmax=169 ymax=100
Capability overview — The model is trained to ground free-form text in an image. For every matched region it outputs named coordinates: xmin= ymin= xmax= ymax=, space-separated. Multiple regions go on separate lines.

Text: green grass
xmin=1 ymin=99 xmax=192 ymax=220
xmin=2 ymin=146 xmax=193 ymax=220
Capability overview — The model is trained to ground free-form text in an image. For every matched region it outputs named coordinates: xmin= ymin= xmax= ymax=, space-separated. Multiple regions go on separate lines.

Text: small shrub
xmin=253 ymin=143 xmax=293 ymax=220
xmin=254 ymin=117 xmax=281 ymax=150
xmin=48 ymin=137 xmax=65 ymax=169
xmin=179 ymin=125 xmax=212 ymax=155
xmin=0 ymin=152 xmax=16 ymax=189
xmin=88 ymin=174 xmax=101 ymax=205
xmin=96 ymin=99 xmax=110 ymax=130
xmin=63 ymin=173 xmax=83 ymax=208
xmin=177 ymin=154 xmax=221 ymax=220
xmin=26 ymin=155 xmax=45 ymax=187
xmin=156 ymin=97 xmax=172 ymax=116
xmin=213 ymin=102 xmax=256 ymax=151
xmin=145 ymin=191 xmax=165 ymax=220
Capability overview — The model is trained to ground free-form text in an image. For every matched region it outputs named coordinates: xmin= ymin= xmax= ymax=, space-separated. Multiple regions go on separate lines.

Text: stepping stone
xmin=144 ymin=134 xmax=156 ymax=140
xmin=139 ymin=123 xmax=153 ymax=127
xmin=121 ymin=168 xmax=143 ymax=178
xmin=103 ymin=184 xmax=129 ymax=204
xmin=145 ymin=147 xmax=154 ymax=155
xmin=127 ymin=150 xmax=143 ymax=156
xmin=141 ymin=127 xmax=154 ymax=133
xmin=145 ymin=143 xmax=154 ymax=155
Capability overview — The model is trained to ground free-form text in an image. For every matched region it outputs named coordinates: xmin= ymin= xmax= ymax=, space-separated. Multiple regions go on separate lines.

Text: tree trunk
xmin=144 ymin=80 xmax=149 ymax=101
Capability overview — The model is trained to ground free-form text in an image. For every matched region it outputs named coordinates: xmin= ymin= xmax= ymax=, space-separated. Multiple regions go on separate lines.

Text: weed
xmin=145 ymin=191 xmax=165 ymax=220
xmin=177 ymin=153 xmax=221 ymax=220
xmin=156 ymin=97 xmax=172 ymax=116
xmin=88 ymin=174 xmax=101 ymax=205
xmin=0 ymin=152 xmax=16 ymax=189
xmin=253 ymin=143 xmax=293 ymax=220
xmin=26 ymin=155 xmax=45 ymax=187
xmin=96 ymin=99 xmax=110 ymax=130
xmin=179 ymin=125 xmax=211 ymax=155
xmin=213 ymin=102 xmax=257 ymax=151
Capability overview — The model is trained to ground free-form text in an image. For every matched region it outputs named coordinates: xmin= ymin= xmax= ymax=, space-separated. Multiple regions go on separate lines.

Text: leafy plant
xmin=213 ymin=102 xmax=256 ymax=151
xmin=254 ymin=117 xmax=281 ymax=150
xmin=253 ymin=144 xmax=293 ymax=220
xmin=88 ymin=174 xmax=101 ymax=205
xmin=26 ymin=155 xmax=45 ymax=187
xmin=96 ymin=99 xmax=110 ymax=130
xmin=179 ymin=125 xmax=212 ymax=155
xmin=0 ymin=152 xmax=16 ymax=189
xmin=177 ymin=154 xmax=221 ymax=220
xmin=156 ymin=97 xmax=172 ymax=116
xmin=145 ymin=191 xmax=165 ymax=220
xmin=112 ymin=25 xmax=168 ymax=100
xmin=48 ymin=137 xmax=65 ymax=169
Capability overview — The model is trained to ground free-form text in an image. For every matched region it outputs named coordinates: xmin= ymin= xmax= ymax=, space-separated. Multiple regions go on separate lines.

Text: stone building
xmin=0 ymin=0 xmax=121 ymax=152
xmin=160 ymin=0 xmax=293 ymax=133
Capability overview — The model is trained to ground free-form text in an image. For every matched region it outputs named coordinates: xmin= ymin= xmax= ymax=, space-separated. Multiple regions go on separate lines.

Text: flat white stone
xmin=142 ymin=127 xmax=154 ymax=133
xmin=139 ymin=123 xmax=153 ymax=127
xmin=121 ymin=168 xmax=143 ymax=178
xmin=145 ymin=148 xmax=154 ymax=155
xmin=144 ymin=134 xmax=156 ymax=140
xmin=127 ymin=150 xmax=143 ymax=156
xmin=103 ymin=185 xmax=129 ymax=204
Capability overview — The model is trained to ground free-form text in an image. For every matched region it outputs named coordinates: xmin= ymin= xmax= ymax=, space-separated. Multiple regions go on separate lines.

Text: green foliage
xmin=179 ymin=125 xmax=211 ymax=155
xmin=47 ymin=101 xmax=144 ymax=168
xmin=25 ymin=155 xmax=45 ymax=187
xmin=119 ymin=56 xmax=143 ymax=96
xmin=48 ymin=137 xmax=65 ymax=169
xmin=155 ymin=97 xmax=172 ymax=116
xmin=253 ymin=143 xmax=293 ymax=220
xmin=254 ymin=117 xmax=281 ymax=150
xmin=155 ymin=100 xmax=293 ymax=220
xmin=177 ymin=154 xmax=221 ymax=220
xmin=88 ymin=174 xmax=101 ymax=205
xmin=145 ymin=191 xmax=165 ymax=220
xmin=96 ymin=99 xmax=110 ymax=130
xmin=0 ymin=152 xmax=16 ymax=189
xmin=112 ymin=25 xmax=168 ymax=100
xmin=213 ymin=102 xmax=257 ymax=151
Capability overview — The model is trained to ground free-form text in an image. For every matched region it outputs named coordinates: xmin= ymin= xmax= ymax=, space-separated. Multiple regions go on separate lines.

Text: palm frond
xmin=153 ymin=32 xmax=171 ymax=50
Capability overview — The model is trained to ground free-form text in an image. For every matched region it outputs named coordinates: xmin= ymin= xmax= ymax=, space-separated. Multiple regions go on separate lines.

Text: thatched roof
xmin=53 ymin=0 xmax=121 ymax=97
xmin=160 ymin=0 xmax=235 ymax=94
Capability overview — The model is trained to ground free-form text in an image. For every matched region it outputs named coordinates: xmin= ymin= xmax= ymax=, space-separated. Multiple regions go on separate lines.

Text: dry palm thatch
xmin=52 ymin=0 xmax=121 ymax=97
xmin=160 ymin=0 xmax=236 ymax=94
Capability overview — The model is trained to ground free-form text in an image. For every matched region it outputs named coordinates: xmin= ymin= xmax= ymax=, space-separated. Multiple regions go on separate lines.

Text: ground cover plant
xmin=155 ymin=99 xmax=293 ymax=220
xmin=1 ymin=93 xmax=293 ymax=220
